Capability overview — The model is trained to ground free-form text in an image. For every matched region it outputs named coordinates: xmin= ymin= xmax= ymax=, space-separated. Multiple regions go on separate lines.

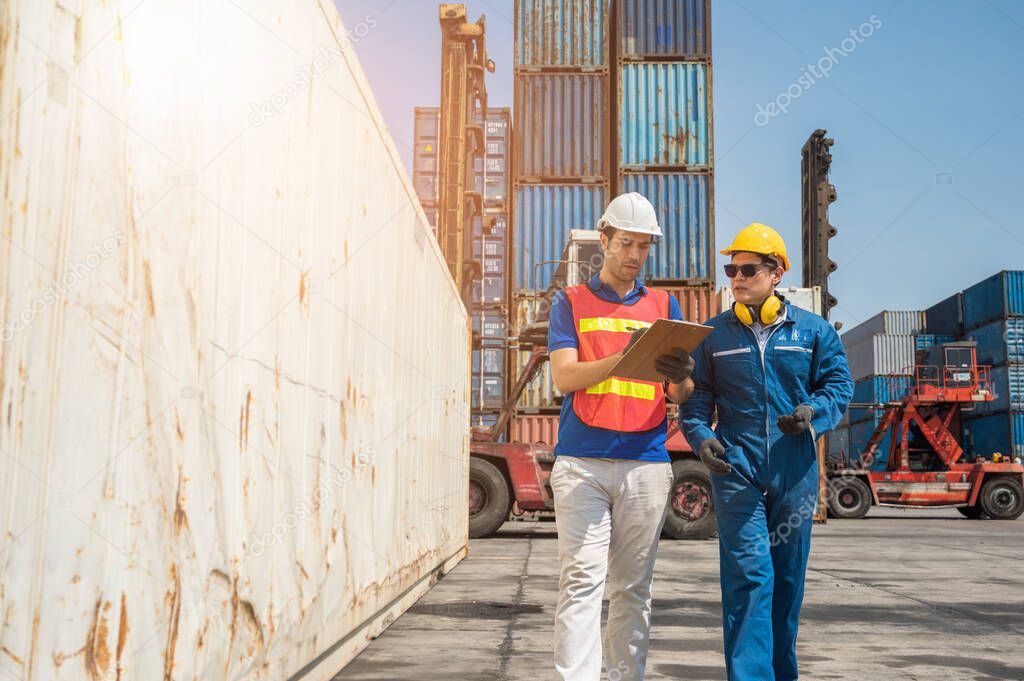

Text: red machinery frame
xmin=849 ymin=350 xmax=1024 ymax=508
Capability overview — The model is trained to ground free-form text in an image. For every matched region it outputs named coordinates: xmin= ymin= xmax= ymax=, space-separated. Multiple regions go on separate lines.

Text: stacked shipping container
xmin=832 ymin=310 xmax=927 ymax=468
xmin=617 ymin=0 xmax=714 ymax=284
xmin=510 ymin=0 xmax=716 ymax=423
xmin=414 ymin=107 xmax=513 ymax=414
xmin=831 ymin=272 xmax=1024 ymax=466
xmin=961 ymin=272 xmax=1024 ymax=460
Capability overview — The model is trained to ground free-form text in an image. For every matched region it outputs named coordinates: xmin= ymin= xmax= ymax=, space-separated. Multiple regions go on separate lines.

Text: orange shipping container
xmin=511 ymin=414 xmax=560 ymax=447
xmin=650 ymin=283 xmax=719 ymax=323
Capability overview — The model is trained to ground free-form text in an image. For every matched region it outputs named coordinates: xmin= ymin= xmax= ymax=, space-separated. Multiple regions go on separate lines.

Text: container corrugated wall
xmin=841 ymin=310 xmax=927 ymax=348
xmin=845 ymin=335 xmax=917 ymax=380
xmin=963 ymin=411 xmax=1024 ymax=460
xmin=962 ymin=271 xmax=1024 ymax=331
xmin=649 ymin=284 xmax=718 ymax=322
xmin=964 ymin=318 xmax=1024 ymax=367
xmin=514 ymin=184 xmax=608 ymax=290
xmin=515 ymin=73 xmax=608 ymax=180
xmin=515 ymin=0 xmax=609 ymax=67
xmin=0 ymin=3 xmax=469 ymax=679
xmin=852 ymin=375 xmax=914 ymax=405
xmin=976 ymin=364 xmax=1024 ymax=414
xmin=511 ymin=414 xmax=561 ymax=446
xmin=620 ymin=173 xmax=711 ymax=280
xmin=618 ymin=62 xmax=710 ymax=167
xmin=618 ymin=0 xmax=711 ymax=57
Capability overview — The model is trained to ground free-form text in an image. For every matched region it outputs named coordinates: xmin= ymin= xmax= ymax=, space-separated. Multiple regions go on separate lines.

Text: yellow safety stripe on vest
xmin=585 ymin=377 xmax=657 ymax=401
xmin=578 ymin=318 xmax=653 ymax=334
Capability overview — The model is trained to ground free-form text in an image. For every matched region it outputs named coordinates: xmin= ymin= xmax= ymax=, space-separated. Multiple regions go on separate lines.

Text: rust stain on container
xmin=84 ymin=597 xmax=111 ymax=680
xmin=173 ymin=466 xmax=189 ymax=535
xmin=163 ymin=564 xmax=181 ymax=681
xmin=142 ymin=260 xmax=155 ymax=317
xmin=239 ymin=390 xmax=252 ymax=453
xmin=115 ymin=592 xmax=128 ymax=681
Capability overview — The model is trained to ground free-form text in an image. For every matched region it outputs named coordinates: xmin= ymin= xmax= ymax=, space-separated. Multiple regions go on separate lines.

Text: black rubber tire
xmin=662 ymin=459 xmax=717 ymax=540
xmin=827 ymin=476 xmax=872 ymax=519
xmin=956 ymin=505 xmax=985 ymax=519
xmin=978 ymin=477 xmax=1024 ymax=520
xmin=468 ymin=457 xmax=512 ymax=538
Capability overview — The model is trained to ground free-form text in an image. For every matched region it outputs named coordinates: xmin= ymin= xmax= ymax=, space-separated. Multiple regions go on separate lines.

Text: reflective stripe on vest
xmin=564 ymin=283 xmax=669 ymax=433
xmin=586 ymin=377 xmax=656 ymax=401
xmin=579 ymin=317 xmax=653 ymax=334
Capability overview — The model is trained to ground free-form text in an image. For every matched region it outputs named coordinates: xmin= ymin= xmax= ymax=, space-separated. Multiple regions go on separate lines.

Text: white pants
xmin=551 ymin=455 xmax=673 ymax=681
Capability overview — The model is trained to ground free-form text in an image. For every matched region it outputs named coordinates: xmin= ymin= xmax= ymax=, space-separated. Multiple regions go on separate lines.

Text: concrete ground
xmin=336 ymin=509 xmax=1024 ymax=681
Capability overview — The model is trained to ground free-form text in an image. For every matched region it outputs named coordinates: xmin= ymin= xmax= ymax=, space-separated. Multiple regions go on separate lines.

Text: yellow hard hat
xmin=720 ymin=223 xmax=790 ymax=272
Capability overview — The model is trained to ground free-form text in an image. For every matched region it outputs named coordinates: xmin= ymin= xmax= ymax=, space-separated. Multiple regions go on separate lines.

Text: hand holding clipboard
xmin=608 ymin=319 xmax=713 ymax=382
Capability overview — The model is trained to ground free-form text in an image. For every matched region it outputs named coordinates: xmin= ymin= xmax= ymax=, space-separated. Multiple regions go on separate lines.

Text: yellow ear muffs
xmin=733 ymin=301 xmax=755 ymax=325
xmin=732 ymin=294 xmax=783 ymax=326
xmin=759 ymin=294 xmax=783 ymax=325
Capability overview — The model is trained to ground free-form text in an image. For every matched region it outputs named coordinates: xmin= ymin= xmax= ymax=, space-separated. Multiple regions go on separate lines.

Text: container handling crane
xmin=827 ymin=342 xmax=1024 ymax=520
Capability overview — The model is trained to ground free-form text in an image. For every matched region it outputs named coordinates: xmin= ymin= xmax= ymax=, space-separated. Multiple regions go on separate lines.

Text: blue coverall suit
xmin=680 ymin=302 xmax=853 ymax=680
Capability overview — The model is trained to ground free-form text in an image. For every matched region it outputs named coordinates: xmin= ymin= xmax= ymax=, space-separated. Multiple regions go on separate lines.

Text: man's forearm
xmin=552 ymin=352 xmax=622 ymax=394
xmin=666 ymin=377 xmax=694 ymax=403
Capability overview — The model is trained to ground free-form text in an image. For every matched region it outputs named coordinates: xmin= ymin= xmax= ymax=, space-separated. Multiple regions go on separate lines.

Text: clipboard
xmin=607 ymin=318 xmax=713 ymax=382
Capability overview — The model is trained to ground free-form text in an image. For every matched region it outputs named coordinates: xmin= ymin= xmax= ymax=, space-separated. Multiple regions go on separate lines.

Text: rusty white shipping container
xmin=0 ymin=2 xmax=469 ymax=680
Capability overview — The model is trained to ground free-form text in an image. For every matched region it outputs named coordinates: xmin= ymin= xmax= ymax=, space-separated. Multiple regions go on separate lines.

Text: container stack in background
xmin=616 ymin=0 xmax=714 ymax=292
xmin=832 ymin=310 xmax=928 ymax=470
xmin=830 ymin=270 xmax=1024 ymax=468
xmin=413 ymin=107 xmax=512 ymax=430
xmin=509 ymin=0 xmax=717 ymax=447
xmin=960 ymin=272 xmax=1024 ymax=461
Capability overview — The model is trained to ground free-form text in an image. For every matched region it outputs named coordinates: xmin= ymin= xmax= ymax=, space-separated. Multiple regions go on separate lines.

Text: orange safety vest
xmin=564 ymin=284 xmax=670 ymax=433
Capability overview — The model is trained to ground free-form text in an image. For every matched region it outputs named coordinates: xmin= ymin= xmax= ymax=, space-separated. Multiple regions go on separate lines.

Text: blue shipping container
xmin=618 ymin=0 xmax=710 ymax=57
xmin=962 ymin=271 xmax=1024 ymax=331
xmin=914 ymin=334 xmax=956 ymax=352
xmin=472 ymin=345 xmax=506 ymax=375
xmin=515 ymin=73 xmax=607 ymax=179
xmin=515 ymin=0 xmax=608 ymax=67
xmin=963 ymin=410 xmax=1024 ymax=460
xmin=963 ymin=318 xmax=1024 ymax=367
xmin=472 ymin=312 xmax=509 ymax=341
xmin=471 ymin=375 xmax=506 ymax=410
xmin=976 ymin=364 xmax=1024 ymax=414
xmin=852 ymin=374 xmax=913 ymax=405
xmin=619 ymin=62 xmax=710 ymax=167
xmin=925 ymin=292 xmax=964 ymax=337
xmin=620 ymin=172 xmax=711 ymax=281
xmin=473 ymin=275 xmax=507 ymax=305
xmin=515 ymin=183 xmax=607 ymax=290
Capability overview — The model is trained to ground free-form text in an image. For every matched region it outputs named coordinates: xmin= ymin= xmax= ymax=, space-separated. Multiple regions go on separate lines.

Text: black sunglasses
xmin=724 ymin=263 xmax=772 ymax=278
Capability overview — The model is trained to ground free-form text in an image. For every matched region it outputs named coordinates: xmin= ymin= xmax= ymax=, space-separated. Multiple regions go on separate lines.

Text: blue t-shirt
xmin=547 ymin=274 xmax=683 ymax=462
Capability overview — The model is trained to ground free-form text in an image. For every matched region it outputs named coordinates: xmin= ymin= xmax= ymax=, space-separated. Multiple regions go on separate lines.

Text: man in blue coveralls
xmin=680 ymin=223 xmax=853 ymax=680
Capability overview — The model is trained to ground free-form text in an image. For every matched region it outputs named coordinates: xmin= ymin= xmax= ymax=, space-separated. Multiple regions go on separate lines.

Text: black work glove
xmin=698 ymin=437 xmax=731 ymax=475
xmin=655 ymin=348 xmax=694 ymax=384
xmin=623 ymin=327 xmax=646 ymax=353
xmin=778 ymin=404 xmax=814 ymax=435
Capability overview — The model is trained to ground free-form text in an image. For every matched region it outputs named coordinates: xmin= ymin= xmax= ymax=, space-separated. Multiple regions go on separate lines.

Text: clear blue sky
xmin=336 ymin=0 xmax=1024 ymax=331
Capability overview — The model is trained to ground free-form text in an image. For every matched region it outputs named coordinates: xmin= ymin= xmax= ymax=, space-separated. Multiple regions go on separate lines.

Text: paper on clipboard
xmin=607 ymin=319 xmax=713 ymax=382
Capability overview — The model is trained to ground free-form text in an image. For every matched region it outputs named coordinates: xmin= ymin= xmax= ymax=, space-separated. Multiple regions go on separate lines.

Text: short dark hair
xmin=600 ymin=223 xmax=618 ymax=240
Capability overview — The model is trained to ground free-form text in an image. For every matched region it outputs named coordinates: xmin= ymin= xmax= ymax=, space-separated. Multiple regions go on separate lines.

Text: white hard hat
xmin=598 ymin=192 xmax=662 ymax=241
